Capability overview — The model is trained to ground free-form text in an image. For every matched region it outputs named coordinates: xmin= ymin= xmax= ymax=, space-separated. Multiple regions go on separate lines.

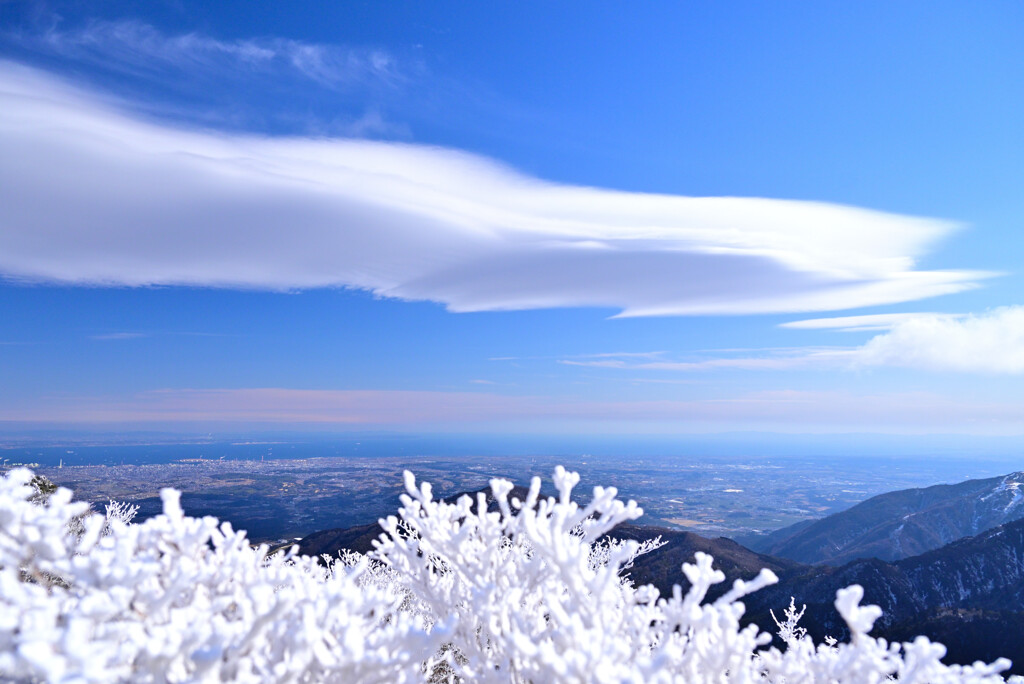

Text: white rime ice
xmin=0 ymin=466 xmax=1014 ymax=683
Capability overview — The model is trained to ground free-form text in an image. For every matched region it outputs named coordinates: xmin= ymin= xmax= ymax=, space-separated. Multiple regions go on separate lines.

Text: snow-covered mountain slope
xmin=751 ymin=471 xmax=1024 ymax=565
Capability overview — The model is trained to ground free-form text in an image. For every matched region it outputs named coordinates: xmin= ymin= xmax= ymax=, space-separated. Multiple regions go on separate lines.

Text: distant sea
xmin=1 ymin=440 xmax=420 ymax=468
xmin=4 ymin=430 xmax=1024 ymax=469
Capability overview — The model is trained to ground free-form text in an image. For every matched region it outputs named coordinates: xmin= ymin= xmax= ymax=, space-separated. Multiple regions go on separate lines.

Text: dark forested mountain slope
xmin=884 ymin=609 xmax=1024 ymax=675
xmin=743 ymin=517 xmax=1024 ymax=667
xmin=896 ymin=517 xmax=1024 ymax=610
xmin=297 ymin=521 xmax=382 ymax=557
xmin=607 ymin=524 xmax=803 ymax=601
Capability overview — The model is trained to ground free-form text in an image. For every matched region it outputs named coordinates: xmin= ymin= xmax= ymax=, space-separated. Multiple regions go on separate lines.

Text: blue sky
xmin=2 ymin=1 xmax=1024 ymax=440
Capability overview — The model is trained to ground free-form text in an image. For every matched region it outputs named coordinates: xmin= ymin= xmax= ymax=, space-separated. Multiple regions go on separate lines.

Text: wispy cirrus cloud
xmin=10 ymin=20 xmax=401 ymax=89
xmin=89 ymin=332 xmax=149 ymax=341
xmin=0 ymin=62 xmax=988 ymax=317
xmin=86 ymin=330 xmax=227 ymax=341
xmin=574 ymin=351 xmax=666 ymax=360
xmin=1 ymin=20 xmax=412 ymax=136
xmin=781 ymin=312 xmax=955 ymax=332
xmin=559 ymin=348 xmax=855 ymax=372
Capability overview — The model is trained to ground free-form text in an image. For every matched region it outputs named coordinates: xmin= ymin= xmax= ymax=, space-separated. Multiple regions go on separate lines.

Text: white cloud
xmin=853 ymin=306 xmax=1024 ymax=373
xmin=0 ymin=61 xmax=988 ymax=316
xmin=781 ymin=312 xmax=954 ymax=332
xmin=575 ymin=351 xmax=666 ymax=359
xmin=579 ymin=308 xmax=1024 ymax=374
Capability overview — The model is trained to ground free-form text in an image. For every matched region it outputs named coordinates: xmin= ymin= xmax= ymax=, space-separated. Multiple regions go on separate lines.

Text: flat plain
xmin=4 ymin=442 xmax=1013 ymax=544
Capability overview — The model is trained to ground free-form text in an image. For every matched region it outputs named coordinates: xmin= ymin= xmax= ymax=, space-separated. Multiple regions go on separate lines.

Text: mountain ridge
xmin=745 ymin=471 xmax=1024 ymax=565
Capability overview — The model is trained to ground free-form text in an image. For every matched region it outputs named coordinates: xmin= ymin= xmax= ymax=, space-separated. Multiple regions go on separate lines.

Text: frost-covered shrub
xmin=103 ymin=499 xmax=140 ymax=526
xmin=0 ymin=466 xmax=1014 ymax=682
xmin=0 ymin=468 xmax=442 ymax=682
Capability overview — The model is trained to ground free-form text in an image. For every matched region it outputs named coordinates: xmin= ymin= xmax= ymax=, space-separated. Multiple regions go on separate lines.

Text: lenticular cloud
xmin=0 ymin=61 xmax=984 ymax=316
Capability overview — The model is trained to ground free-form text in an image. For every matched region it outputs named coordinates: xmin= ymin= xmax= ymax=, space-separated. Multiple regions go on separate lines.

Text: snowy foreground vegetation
xmin=0 ymin=467 xmax=1017 ymax=682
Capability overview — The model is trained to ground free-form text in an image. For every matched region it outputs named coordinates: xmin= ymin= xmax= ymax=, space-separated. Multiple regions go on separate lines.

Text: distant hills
xmin=744 ymin=471 xmax=1024 ymax=565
